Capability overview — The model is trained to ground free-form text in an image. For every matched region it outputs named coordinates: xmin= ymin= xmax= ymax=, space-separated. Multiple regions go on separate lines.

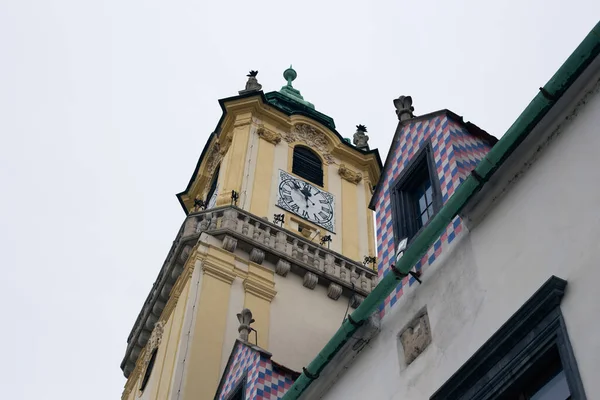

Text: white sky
xmin=0 ymin=1 xmax=598 ymax=399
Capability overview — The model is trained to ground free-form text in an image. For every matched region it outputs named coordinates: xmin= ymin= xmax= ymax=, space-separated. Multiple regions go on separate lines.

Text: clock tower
xmin=120 ymin=67 xmax=382 ymax=400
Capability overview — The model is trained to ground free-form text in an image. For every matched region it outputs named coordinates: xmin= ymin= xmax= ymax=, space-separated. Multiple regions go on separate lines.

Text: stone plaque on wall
xmin=398 ymin=308 xmax=432 ymax=365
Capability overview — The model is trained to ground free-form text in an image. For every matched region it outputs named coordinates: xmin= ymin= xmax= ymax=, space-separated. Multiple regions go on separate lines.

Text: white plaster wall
xmin=322 ymin=77 xmax=600 ymax=399
xmin=270 ymin=271 xmax=350 ymax=372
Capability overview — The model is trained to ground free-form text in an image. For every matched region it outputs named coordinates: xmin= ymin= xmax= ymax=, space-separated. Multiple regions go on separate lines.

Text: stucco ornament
xmin=284 ymin=123 xmax=335 ymax=164
xmin=338 ymin=164 xmax=363 ymax=184
xmin=137 ymin=320 xmax=165 ymax=392
xmin=257 ymin=125 xmax=282 ymax=145
xmin=237 ymin=308 xmax=255 ymax=341
xmin=352 ymin=124 xmax=370 ymax=150
xmin=394 ymin=95 xmax=415 ymax=121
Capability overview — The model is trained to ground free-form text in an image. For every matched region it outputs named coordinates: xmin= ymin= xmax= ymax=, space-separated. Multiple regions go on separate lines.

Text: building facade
xmin=279 ymin=20 xmax=600 ymax=400
xmin=119 ymin=68 xmax=382 ymax=400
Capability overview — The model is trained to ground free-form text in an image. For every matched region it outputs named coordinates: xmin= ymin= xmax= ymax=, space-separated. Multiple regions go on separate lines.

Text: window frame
xmin=222 ymin=374 xmax=247 ymax=400
xmin=390 ymin=142 xmax=442 ymax=245
xmin=430 ymin=276 xmax=586 ymax=400
xmin=140 ymin=348 xmax=158 ymax=392
xmin=292 ymin=145 xmax=324 ymax=187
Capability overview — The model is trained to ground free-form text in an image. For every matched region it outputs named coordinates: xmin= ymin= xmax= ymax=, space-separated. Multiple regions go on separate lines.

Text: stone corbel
xmin=303 ymin=272 xmax=318 ymax=289
xmin=338 ymin=164 xmax=363 ymax=184
xmin=275 ymin=259 xmax=291 ymax=277
xmin=327 ymin=283 xmax=342 ymax=300
xmin=257 ymin=125 xmax=282 ymax=145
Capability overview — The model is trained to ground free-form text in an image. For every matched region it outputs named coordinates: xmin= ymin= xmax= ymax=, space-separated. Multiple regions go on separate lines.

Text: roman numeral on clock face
xmin=291 ymin=204 xmax=300 ymax=213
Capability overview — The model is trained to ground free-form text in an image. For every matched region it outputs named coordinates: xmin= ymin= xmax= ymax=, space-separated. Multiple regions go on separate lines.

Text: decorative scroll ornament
xmin=338 ymin=164 xmax=363 ymax=184
xmin=257 ymin=126 xmax=282 ymax=145
xmin=284 ymin=123 xmax=335 ymax=164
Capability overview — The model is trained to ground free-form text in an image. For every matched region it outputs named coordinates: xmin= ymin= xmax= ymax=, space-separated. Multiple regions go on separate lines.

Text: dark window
xmin=390 ymin=144 xmax=441 ymax=243
xmin=140 ymin=349 xmax=157 ymax=391
xmin=292 ymin=146 xmax=323 ymax=187
xmin=206 ymin=165 xmax=220 ymax=207
xmin=431 ymin=276 xmax=586 ymax=400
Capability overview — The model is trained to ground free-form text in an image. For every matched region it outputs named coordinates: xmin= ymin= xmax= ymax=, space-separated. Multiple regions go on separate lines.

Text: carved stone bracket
xmin=284 ymin=123 xmax=335 ymax=164
xmin=303 ymin=271 xmax=318 ymax=289
xmin=327 ymin=283 xmax=342 ymax=300
xmin=276 ymin=259 xmax=291 ymax=277
xmin=338 ymin=164 xmax=363 ymax=184
xmin=250 ymin=248 xmax=265 ymax=264
xmin=257 ymin=126 xmax=282 ymax=145
xmin=350 ymin=294 xmax=365 ymax=309
xmin=222 ymin=235 xmax=238 ymax=253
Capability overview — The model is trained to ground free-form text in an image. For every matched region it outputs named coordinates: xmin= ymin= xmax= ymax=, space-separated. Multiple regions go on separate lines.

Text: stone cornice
xmin=202 ymin=258 xmax=237 ymax=284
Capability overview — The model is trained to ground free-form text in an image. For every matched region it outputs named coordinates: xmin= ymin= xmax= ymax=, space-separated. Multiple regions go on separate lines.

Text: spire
xmin=279 ymin=65 xmax=315 ymax=109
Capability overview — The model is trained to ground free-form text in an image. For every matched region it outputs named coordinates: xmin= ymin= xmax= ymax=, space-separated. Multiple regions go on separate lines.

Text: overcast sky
xmin=0 ymin=1 xmax=598 ymax=399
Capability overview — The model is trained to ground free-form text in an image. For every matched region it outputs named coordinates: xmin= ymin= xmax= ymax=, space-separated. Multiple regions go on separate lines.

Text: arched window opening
xmin=292 ymin=146 xmax=323 ymax=187
xmin=140 ymin=349 xmax=158 ymax=392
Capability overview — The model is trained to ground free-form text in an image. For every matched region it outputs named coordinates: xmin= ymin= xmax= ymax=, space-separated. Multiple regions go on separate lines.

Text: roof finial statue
xmin=353 ymin=124 xmax=370 ymax=150
xmin=236 ymin=308 xmax=255 ymax=342
xmin=239 ymin=70 xmax=262 ymax=94
xmin=394 ymin=95 xmax=415 ymax=121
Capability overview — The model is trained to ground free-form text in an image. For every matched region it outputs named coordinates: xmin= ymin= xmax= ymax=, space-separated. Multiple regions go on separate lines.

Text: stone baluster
xmin=350 ymin=266 xmax=358 ymax=287
xmin=208 ymin=212 xmax=217 ymax=230
xmin=264 ymin=226 xmax=272 ymax=247
xmin=291 ymin=239 xmax=299 ymax=258
xmin=339 ymin=261 xmax=349 ymax=282
xmin=253 ymin=221 xmax=261 ymax=241
xmin=360 ymin=271 xmax=370 ymax=292
xmin=302 ymin=243 xmax=309 ymax=263
xmin=324 ymin=254 xmax=335 ymax=275
xmin=313 ymin=250 xmax=323 ymax=272
xmin=275 ymin=231 xmax=287 ymax=253
xmin=242 ymin=216 xmax=250 ymax=236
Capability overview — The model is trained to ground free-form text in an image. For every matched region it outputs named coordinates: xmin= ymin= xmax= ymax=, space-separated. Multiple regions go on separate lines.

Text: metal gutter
xmin=282 ymin=21 xmax=600 ymax=400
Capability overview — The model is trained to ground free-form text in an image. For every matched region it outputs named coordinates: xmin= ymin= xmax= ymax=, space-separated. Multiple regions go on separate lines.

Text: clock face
xmin=276 ymin=170 xmax=335 ymax=232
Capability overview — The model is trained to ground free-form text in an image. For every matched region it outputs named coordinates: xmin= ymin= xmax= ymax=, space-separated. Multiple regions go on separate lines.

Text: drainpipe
xmin=282 ymin=21 xmax=600 ymax=400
